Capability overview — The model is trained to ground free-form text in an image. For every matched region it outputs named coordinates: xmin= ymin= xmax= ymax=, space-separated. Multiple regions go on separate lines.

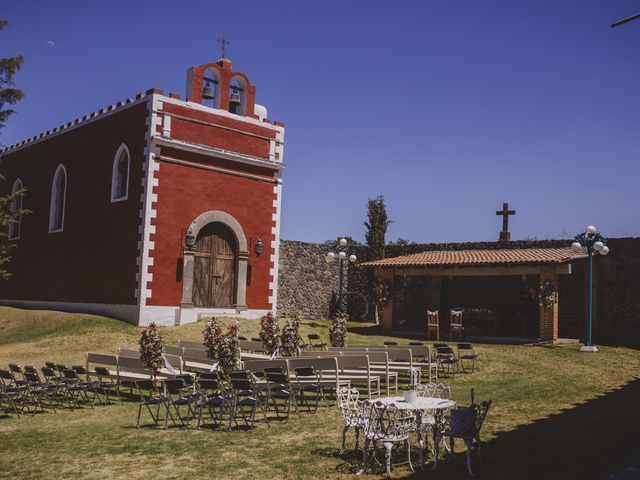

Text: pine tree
xmin=364 ymin=195 xmax=390 ymax=261
xmin=0 ymin=19 xmax=28 ymax=280
xmin=0 ymin=20 xmax=24 ymax=137
xmin=364 ymin=195 xmax=391 ymax=324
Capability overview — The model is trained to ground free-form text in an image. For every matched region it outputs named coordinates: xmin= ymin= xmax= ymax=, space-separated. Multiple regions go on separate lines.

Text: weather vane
xmin=217 ymin=36 xmax=230 ymax=58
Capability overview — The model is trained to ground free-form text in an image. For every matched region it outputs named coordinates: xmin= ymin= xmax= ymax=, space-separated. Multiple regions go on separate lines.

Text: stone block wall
xmin=276 ymin=240 xmax=341 ymax=319
xmin=597 ymin=238 xmax=640 ymax=346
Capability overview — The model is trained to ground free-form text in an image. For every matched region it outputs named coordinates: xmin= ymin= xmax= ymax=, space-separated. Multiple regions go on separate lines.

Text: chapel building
xmin=0 ymin=57 xmax=285 ymax=326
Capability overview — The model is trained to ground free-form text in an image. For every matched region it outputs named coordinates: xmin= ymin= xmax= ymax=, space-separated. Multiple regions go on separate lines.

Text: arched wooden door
xmin=193 ymin=223 xmax=237 ymax=307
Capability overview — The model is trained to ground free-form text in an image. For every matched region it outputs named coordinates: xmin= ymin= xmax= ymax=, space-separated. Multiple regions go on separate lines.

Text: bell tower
xmin=186 ymin=58 xmax=258 ymax=119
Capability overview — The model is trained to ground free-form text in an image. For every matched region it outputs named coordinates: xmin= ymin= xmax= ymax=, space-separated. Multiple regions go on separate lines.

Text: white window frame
xmin=8 ymin=178 xmax=23 ymax=240
xmin=110 ymin=143 xmax=130 ymax=202
xmin=49 ymin=164 xmax=67 ymax=233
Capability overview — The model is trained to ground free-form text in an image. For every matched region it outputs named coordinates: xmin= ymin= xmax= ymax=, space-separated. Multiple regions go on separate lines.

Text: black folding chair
xmin=307 ymin=334 xmax=327 ymax=351
xmin=196 ymin=377 xmax=232 ymax=429
xmin=265 ymin=371 xmax=298 ymax=423
xmin=63 ymin=369 xmax=99 ymax=407
xmin=92 ymin=366 xmax=118 ymax=404
xmin=0 ymin=369 xmax=26 ymax=416
xmin=164 ymin=378 xmax=200 ymax=429
xmin=436 ymin=346 xmax=458 ymax=378
xmin=135 ymin=380 xmax=167 ymax=428
xmin=457 ymin=343 xmax=479 ymax=373
xmin=229 ymin=374 xmax=270 ymax=429
xmin=8 ymin=363 xmax=27 ymax=387
xmin=23 ymin=371 xmax=61 ymax=413
xmin=292 ymin=366 xmax=322 ymax=412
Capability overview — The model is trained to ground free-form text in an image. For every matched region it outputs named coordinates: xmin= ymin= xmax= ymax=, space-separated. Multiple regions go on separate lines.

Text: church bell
xmin=229 ymin=88 xmax=241 ymax=105
xmin=202 ymin=81 xmax=214 ymax=101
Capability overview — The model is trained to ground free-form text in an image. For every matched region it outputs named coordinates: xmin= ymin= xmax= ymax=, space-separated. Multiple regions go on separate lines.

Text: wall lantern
xmin=185 ymin=227 xmax=195 ymax=251
xmin=255 ymin=237 xmax=264 ymax=257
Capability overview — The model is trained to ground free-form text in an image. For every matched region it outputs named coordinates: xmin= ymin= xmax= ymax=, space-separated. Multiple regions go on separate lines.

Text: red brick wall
xmin=0 ymin=102 xmax=149 ymax=304
xmin=162 ymin=102 xmax=275 ymax=159
xmin=147 ymin=147 xmax=278 ymax=309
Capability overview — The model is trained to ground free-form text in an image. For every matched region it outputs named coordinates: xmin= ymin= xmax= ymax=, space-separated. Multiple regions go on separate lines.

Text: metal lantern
xmin=185 ymin=228 xmax=195 ymax=250
xmin=255 ymin=238 xmax=263 ymax=257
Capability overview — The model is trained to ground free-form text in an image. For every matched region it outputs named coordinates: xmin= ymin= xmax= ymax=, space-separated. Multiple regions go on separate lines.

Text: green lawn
xmin=0 ymin=306 xmax=639 ymax=479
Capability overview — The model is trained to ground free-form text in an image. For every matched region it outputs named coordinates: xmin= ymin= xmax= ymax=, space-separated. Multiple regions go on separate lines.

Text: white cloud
xmin=46 ymin=40 xmax=55 ymax=47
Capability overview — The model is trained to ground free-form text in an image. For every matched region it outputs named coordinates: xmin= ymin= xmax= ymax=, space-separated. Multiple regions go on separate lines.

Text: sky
xmin=2 ymin=1 xmax=639 ymax=244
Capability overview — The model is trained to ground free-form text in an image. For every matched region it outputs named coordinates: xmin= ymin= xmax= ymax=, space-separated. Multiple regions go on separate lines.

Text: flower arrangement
xmin=539 ymin=281 xmax=556 ymax=310
xmin=203 ymin=318 xmax=223 ymax=360
xmin=259 ymin=312 xmax=280 ymax=355
xmin=139 ymin=323 xmax=164 ymax=376
xmin=202 ymin=318 xmax=240 ymax=376
xmin=280 ymin=314 xmax=301 ymax=357
xmin=329 ymin=311 xmax=349 ymax=347
xmin=218 ymin=324 xmax=240 ymax=376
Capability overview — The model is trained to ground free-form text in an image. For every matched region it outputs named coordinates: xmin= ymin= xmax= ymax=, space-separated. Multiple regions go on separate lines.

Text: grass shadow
xmin=405 ymin=377 xmax=640 ymax=479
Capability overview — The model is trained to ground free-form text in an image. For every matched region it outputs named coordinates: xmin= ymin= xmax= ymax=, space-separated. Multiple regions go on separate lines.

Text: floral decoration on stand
xmin=202 ymin=318 xmax=240 ymax=377
xmin=203 ymin=317 xmax=223 ymax=360
xmin=539 ymin=281 xmax=556 ymax=310
xmin=218 ymin=324 xmax=240 ymax=376
xmin=259 ymin=312 xmax=280 ymax=356
xmin=280 ymin=313 xmax=302 ymax=357
xmin=139 ymin=322 xmax=164 ymax=377
xmin=329 ymin=311 xmax=349 ymax=347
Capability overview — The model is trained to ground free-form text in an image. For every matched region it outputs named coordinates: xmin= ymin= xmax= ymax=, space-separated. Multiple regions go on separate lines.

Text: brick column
xmin=377 ymin=268 xmax=394 ymax=331
xmin=539 ymin=267 xmax=559 ymax=342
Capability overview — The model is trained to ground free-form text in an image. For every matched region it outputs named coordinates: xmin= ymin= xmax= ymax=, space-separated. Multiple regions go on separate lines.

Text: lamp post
xmin=571 ymin=225 xmax=610 ymax=353
xmin=326 ymin=238 xmax=357 ymax=313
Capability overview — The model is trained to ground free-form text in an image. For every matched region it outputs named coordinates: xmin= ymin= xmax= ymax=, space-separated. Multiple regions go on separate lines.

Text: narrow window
xmin=111 ymin=144 xmax=130 ymax=202
xmin=8 ymin=178 xmax=23 ymax=240
xmin=49 ymin=165 xmax=66 ymax=232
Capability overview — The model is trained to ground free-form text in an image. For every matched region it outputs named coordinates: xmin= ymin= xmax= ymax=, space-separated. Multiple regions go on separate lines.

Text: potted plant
xmin=402 ymin=384 xmax=418 ymax=403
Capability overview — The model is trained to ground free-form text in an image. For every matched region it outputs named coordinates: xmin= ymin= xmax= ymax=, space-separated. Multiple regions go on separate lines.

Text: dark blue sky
xmin=2 ymin=1 xmax=639 ymax=243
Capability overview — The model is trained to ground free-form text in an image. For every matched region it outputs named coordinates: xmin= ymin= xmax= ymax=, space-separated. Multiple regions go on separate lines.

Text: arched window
xmin=49 ymin=164 xmax=66 ymax=233
xmin=8 ymin=178 xmax=23 ymax=240
xmin=111 ymin=144 xmax=130 ymax=202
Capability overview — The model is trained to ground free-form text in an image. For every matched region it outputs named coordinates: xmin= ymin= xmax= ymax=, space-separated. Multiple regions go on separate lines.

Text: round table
xmin=376 ymin=396 xmax=455 ymax=411
xmin=376 ymin=396 xmax=456 ymax=465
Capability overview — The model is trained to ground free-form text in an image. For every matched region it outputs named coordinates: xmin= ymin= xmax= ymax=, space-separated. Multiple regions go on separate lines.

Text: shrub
xmin=139 ymin=323 xmax=164 ymax=376
xmin=259 ymin=312 xmax=280 ymax=355
xmin=329 ymin=311 xmax=349 ymax=347
xmin=280 ymin=314 xmax=301 ymax=357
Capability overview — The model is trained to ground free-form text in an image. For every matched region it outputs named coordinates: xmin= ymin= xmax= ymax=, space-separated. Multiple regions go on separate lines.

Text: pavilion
xmin=362 ymin=247 xmax=588 ymax=342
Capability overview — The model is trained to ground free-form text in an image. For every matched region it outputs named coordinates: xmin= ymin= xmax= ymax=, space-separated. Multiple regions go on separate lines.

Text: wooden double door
xmin=193 ymin=223 xmax=237 ymax=308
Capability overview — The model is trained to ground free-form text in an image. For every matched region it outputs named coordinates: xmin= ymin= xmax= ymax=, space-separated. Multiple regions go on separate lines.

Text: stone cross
xmin=218 ymin=36 xmax=230 ymax=59
xmin=496 ymin=202 xmax=516 ymax=241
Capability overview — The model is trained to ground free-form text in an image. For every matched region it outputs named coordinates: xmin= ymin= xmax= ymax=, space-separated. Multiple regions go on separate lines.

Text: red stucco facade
xmin=0 ymin=58 xmax=285 ymax=325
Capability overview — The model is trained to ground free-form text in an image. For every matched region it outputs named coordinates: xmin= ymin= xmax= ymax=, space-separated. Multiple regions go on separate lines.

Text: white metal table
xmin=376 ymin=396 xmax=456 ymax=465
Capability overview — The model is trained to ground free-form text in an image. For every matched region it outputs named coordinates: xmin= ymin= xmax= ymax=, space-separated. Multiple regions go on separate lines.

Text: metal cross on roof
xmin=496 ymin=202 xmax=516 ymax=241
xmin=217 ymin=36 xmax=230 ymax=59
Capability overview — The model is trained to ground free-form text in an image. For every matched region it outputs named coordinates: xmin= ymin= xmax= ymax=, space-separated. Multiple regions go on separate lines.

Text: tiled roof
xmin=361 ymin=247 xmax=584 ymax=268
